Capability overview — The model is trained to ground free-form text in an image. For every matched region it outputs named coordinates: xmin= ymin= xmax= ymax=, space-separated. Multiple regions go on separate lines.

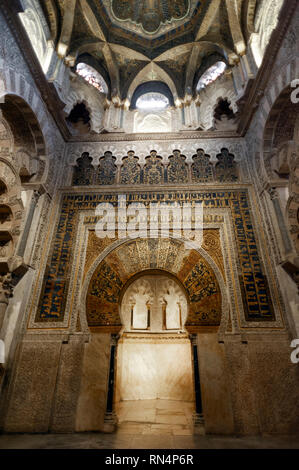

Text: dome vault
xmin=110 ymin=0 xmax=192 ymax=35
xmin=43 ymin=0 xmax=249 ymax=100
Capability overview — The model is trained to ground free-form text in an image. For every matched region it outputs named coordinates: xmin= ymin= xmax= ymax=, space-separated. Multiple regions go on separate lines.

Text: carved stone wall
xmin=0 ymin=8 xmax=67 ymax=403
xmin=0 ymin=1 xmax=298 ymax=439
xmin=69 ymin=142 xmax=246 ymax=188
xmin=75 ymin=333 xmax=110 ymax=432
xmin=244 ymin=7 xmax=299 ymax=336
xmin=0 ymin=9 xmax=65 ymax=194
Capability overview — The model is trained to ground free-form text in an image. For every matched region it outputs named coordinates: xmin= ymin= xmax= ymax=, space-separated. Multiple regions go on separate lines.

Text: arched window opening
xmin=1 ymin=94 xmax=46 ymax=162
xmin=196 ymin=61 xmax=227 ymax=92
xmin=0 ymin=180 xmax=8 ymax=196
xmin=76 ymin=63 xmax=108 ymax=94
xmin=0 ymin=206 xmax=13 ymax=224
xmin=1 ymin=98 xmax=36 ymax=155
xmin=0 ymin=231 xmax=13 ymax=258
xmin=66 ymin=102 xmax=91 ymax=135
xmin=20 ymin=167 xmax=34 ymax=184
xmin=214 ymin=99 xmax=235 ymax=121
xmin=136 ymin=92 xmax=169 ymax=112
xmin=131 ymin=81 xmax=175 ymax=110
xmin=275 ymin=163 xmax=290 ymax=180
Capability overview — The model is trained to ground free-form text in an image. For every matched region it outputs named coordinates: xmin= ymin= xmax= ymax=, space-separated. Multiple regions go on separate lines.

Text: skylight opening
xmin=196 ymin=61 xmax=227 ymax=92
xmin=76 ymin=63 xmax=108 ymax=94
xmin=136 ymin=92 xmax=169 ymax=112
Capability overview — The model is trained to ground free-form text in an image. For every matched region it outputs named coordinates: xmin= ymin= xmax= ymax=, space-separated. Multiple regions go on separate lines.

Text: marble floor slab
xmin=0 ymin=433 xmax=298 ymax=449
xmin=0 ymin=399 xmax=298 ymax=449
xmin=115 ymin=399 xmax=194 ymax=435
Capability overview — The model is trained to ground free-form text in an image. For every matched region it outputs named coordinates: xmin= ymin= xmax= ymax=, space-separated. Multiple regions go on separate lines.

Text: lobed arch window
xmin=76 ymin=63 xmax=108 ymax=94
xmin=136 ymin=92 xmax=169 ymax=112
xmin=196 ymin=61 xmax=227 ymax=92
xmin=66 ymin=102 xmax=91 ymax=135
xmin=130 ymin=81 xmax=175 ymax=112
xmin=0 ymin=205 xmax=13 ymax=224
xmin=0 ymin=180 xmax=8 ymax=196
xmin=0 ymin=231 xmax=13 ymax=259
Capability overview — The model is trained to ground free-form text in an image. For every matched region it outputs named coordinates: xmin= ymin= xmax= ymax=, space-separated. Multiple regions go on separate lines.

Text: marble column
xmin=0 ymin=363 xmax=4 ymax=384
xmin=17 ymin=189 xmax=42 ymax=257
xmin=182 ymin=106 xmax=186 ymax=126
xmin=116 ymin=164 xmax=122 ymax=184
xmin=103 ymin=334 xmax=118 ymax=432
xmin=190 ymin=334 xmax=205 ymax=434
xmin=0 ymin=273 xmax=15 ymax=334
xmin=268 ymin=187 xmax=293 ymax=254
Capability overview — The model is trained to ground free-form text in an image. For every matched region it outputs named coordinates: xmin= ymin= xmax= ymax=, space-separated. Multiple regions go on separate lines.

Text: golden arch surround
xmin=83 ymin=235 xmax=228 ymax=333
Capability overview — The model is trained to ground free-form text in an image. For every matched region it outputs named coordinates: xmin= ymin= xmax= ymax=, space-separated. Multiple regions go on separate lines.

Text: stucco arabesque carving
xmin=64 ymin=74 xmax=106 ymax=134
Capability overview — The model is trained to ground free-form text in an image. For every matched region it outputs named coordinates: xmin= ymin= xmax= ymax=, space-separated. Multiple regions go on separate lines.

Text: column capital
xmin=0 ymin=273 xmax=18 ymax=303
xmin=267 ymin=187 xmax=279 ymax=200
xmin=33 ymin=189 xmax=43 ymax=204
xmin=21 ymin=184 xmax=48 ymax=200
xmin=189 ymin=334 xmax=197 ymax=346
xmin=110 ymin=334 xmax=119 ymax=346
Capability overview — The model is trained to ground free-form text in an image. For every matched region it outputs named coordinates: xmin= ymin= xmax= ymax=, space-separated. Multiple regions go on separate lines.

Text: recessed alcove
xmin=66 ymin=102 xmax=91 ymax=135
xmin=19 ymin=167 xmax=33 ymax=184
xmin=0 ymin=231 xmax=13 ymax=258
xmin=115 ymin=273 xmax=195 ymax=435
xmin=0 ymin=205 xmax=13 ymax=224
xmin=0 ymin=180 xmax=7 ymax=196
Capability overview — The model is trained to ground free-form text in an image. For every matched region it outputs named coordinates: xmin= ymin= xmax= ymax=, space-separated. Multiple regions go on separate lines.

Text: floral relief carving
xmin=191 ymin=149 xmax=214 ymax=183
xmin=143 ymin=150 xmax=164 ymax=185
xmin=97 ymin=151 xmax=117 ymax=185
xmin=167 ymin=150 xmax=188 ymax=183
xmin=215 ymin=148 xmax=238 ymax=182
xmin=120 ymin=151 xmax=141 ymax=185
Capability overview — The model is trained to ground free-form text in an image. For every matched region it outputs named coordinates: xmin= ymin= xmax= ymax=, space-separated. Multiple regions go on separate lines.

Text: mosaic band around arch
xmin=35 ymin=189 xmax=276 ymax=325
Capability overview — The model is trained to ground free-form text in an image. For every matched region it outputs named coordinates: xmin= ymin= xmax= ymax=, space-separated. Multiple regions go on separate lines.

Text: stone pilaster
xmin=50 ymin=334 xmax=86 ymax=433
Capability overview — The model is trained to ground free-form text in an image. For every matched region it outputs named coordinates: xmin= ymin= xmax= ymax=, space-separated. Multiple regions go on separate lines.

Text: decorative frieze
xmin=72 ymin=148 xmax=241 ymax=187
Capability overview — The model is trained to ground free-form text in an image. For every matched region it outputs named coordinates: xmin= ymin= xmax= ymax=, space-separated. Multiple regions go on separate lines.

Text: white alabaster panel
xmin=117 ymin=339 xmax=194 ymax=402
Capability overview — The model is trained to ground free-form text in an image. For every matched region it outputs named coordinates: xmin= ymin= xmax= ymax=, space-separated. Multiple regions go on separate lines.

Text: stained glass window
xmin=76 ymin=63 xmax=108 ymax=94
xmin=196 ymin=61 xmax=227 ymax=91
xmin=136 ymin=92 xmax=169 ymax=112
